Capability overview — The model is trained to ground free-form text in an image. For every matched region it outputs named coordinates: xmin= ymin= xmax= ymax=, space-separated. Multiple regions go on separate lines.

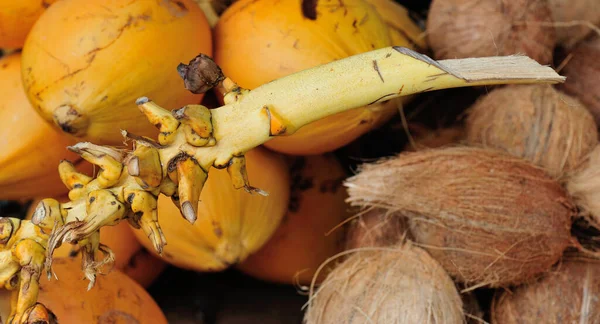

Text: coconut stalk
xmin=2 ymin=47 xmax=563 ymax=323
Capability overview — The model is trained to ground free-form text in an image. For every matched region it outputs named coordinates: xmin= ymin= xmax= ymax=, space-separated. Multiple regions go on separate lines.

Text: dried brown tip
xmin=83 ymin=244 xmax=115 ymax=291
xmin=177 ymin=53 xmax=225 ymax=94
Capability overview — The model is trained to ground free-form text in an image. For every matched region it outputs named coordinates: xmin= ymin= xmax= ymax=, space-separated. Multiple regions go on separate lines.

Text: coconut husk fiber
xmin=344 ymin=207 xmax=409 ymax=250
xmin=345 ymin=146 xmax=576 ymax=288
xmin=567 ymin=144 xmax=600 ymax=226
xmin=303 ymin=242 xmax=466 ymax=324
xmin=465 ymin=84 xmax=598 ymax=178
xmin=560 ymin=36 xmax=600 ymax=126
xmin=548 ymin=0 xmax=600 ymax=48
xmin=491 ymin=256 xmax=600 ymax=323
xmin=343 ymin=208 xmax=485 ymax=323
xmin=426 ymin=0 xmax=556 ymax=64
xmin=405 ymin=123 xmax=465 ymax=152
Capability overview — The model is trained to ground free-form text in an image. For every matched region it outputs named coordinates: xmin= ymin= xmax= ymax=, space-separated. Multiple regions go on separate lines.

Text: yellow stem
xmin=182 ymin=47 xmax=563 ymax=167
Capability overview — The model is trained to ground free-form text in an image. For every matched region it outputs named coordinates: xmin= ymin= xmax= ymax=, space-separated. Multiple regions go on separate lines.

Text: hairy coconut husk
xmin=344 ymin=209 xmax=485 ymax=323
xmin=560 ymin=36 xmax=600 ymax=126
xmin=426 ymin=0 xmax=556 ymax=64
xmin=344 ymin=207 xmax=409 ymax=250
xmin=548 ymin=0 xmax=600 ymax=48
xmin=345 ymin=146 xmax=576 ymax=288
xmin=405 ymin=123 xmax=465 ymax=152
xmin=567 ymin=144 xmax=600 ymax=226
xmin=304 ymin=242 xmax=465 ymax=324
xmin=465 ymin=85 xmax=598 ymax=178
xmin=491 ymin=256 xmax=600 ymax=323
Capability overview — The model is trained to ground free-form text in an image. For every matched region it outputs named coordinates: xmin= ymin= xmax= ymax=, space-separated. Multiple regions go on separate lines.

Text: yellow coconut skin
xmin=0 ymin=0 xmax=58 ymax=48
xmin=21 ymin=0 xmax=212 ymax=145
xmin=237 ymin=154 xmax=350 ymax=285
xmin=0 ymin=258 xmax=168 ymax=324
xmin=365 ymin=0 xmax=428 ymax=50
xmin=0 ymin=53 xmax=93 ymax=200
xmin=132 ymin=147 xmax=290 ymax=271
xmin=214 ymin=0 xmax=422 ymax=155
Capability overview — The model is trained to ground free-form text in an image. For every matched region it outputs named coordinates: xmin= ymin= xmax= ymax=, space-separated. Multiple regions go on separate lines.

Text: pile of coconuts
xmin=303 ymin=0 xmax=600 ymax=323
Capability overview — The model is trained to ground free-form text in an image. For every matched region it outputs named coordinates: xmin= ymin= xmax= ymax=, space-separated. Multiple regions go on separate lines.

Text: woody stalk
xmin=1 ymin=46 xmax=563 ymax=323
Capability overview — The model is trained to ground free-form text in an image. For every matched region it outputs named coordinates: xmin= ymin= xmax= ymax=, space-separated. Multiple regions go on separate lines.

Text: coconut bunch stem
xmin=0 ymin=47 xmax=562 ymax=321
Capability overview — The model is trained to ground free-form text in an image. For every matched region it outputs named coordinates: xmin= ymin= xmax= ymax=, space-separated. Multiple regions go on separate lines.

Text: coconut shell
xmin=491 ymin=257 xmax=600 ymax=323
xmin=426 ymin=0 xmax=556 ymax=64
xmin=465 ymin=85 xmax=598 ymax=178
xmin=344 ymin=208 xmax=409 ymax=250
xmin=567 ymin=144 xmax=600 ymax=226
xmin=559 ymin=36 xmax=600 ymax=126
xmin=304 ymin=242 xmax=465 ymax=324
xmin=345 ymin=146 xmax=575 ymax=287
xmin=548 ymin=0 xmax=600 ymax=48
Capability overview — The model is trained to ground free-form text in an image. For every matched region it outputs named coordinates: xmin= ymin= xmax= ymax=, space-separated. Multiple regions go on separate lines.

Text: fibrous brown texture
xmin=345 ymin=147 xmax=575 ymax=288
xmin=304 ymin=243 xmax=465 ymax=324
xmin=426 ymin=0 xmax=556 ymax=64
xmin=465 ymin=85 xmax=598 ymax=178
xmin=491 ymin=257 xmax=600 ymax=323
xmin=405 ymin=124 xmax=465 ymax=152
xmin=560 ymin=36 xmax=600 ymax=126
xmin=548 ymin=0 xmax=600 ymax=48
xmin=344 ymin=208 xmax=409 ymax=250
xmin=567 ymin=144 xmax=600 ymax=226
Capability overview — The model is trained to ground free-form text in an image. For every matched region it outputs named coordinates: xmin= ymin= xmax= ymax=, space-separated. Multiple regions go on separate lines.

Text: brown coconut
xmin=548 ymin=0 xmax=600 ymax=48
xmin=491 ymin=257 xmax=600 ymax=323
xmin=567 ymin=144 xmax=600 ymax=226
xmin=560 ymin=36 xmax=600 ymax=126
xmin=344 ymin=207 xmax=409 ymax=250
xmin=405 ymin=123 xmax=466 ymax=152
xmin=345 ymin=146 xmax=575 ymax=288
xmin=426 ymin=0 xmax=556 ymax=64
xmin=304 ymin=242 xmax=465 ymax=324
xmin=465 ymin=84 xmax=598 ymax=178
xmin=343 ymin=208 xmax=485 ymax=323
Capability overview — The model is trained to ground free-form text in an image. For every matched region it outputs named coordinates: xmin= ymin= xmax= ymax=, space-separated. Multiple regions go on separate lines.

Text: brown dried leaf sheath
xmin=466 ymin=85 xmax=598 ymax=178
xmin=345 ymin=147 xmax=575 ymax=287
xmin=304 ymin=243 xmax=465 ymax=324
xmin=492 ymin=257 xmax=600 ymax=323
